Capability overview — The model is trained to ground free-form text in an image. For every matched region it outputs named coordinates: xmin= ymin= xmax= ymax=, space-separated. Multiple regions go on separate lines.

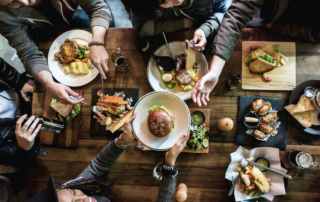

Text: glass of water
xmin=288 ymin=149 xmax=320 ymax=168
xmin=110 ymin=46 xmax=130 ymax=72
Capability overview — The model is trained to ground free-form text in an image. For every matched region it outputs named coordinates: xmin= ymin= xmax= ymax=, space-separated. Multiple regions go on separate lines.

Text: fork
xmin=228 ymin=158 xmax=248 ymax=196
xmin=69 ymin=95 xmax=103 ymax=113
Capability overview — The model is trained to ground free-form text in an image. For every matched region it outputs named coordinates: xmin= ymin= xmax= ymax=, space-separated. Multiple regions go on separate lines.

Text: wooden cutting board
xmin=182 ymin=108 xmax=210 ymax=153
xmin=39 ymin=90 xmax=82 ymax=148
xmin=242 ymin=41 xmax=296 ymax=91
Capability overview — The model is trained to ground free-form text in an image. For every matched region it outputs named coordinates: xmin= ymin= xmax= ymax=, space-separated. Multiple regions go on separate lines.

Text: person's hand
xmin=15 ymin=114 xmax=42 ymax=151
xmin=191 ymin=73 xmax=219 ymax=107
xmin=119 ymin=112 xmax=137 ymax=144
xmin=183 ymin=18 xmax=197 ymax=29
xmin=20 ymin=80 xmax=34 ymax=102
xmin=90 ymin=45 xmax=109 ymax=79
xmin=185 ymin=29 xmax=207 ymax=52
xmin=165 ymin=133 xmax=189 ymax=166
xmin=46 ymin=81 xmax=83 ymax=104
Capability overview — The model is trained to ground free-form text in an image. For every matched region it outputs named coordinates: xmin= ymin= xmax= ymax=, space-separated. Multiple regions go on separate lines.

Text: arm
xmin=198 ymin=0 xmax=228 ymax=39
xmin=211 ymin=0 xmax=265 ymax=61
xmin=78 ymin=113 xmax=137 ymax=179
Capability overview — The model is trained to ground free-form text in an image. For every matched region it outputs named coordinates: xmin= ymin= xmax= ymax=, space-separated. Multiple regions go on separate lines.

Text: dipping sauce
xmin=256 ymin=158 xmax=269 ymax=171
xmin=191 ymin=111 xmax=205 ymax=125
xmin=316 ymin=91 xmax=320 ymax=107
xmin=159 ymin=58 xmax=174 ymax=71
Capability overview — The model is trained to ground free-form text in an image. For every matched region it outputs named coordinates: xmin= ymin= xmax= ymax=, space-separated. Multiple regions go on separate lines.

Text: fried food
xmin=252 ymin=99 xmax=265 ymax=112
xmin=241 ymin=174 xmax=251 ymax=187
xmin=54 ymin=39 xmax=78 ymax=64
xmin=259 ymin=124 xmax=276 ymax=134
xmin=249 ymin=167 xmax=270 ymax=193
xmin=253 ymin=130 xmax=268 ymax=139
xmin=293 ymin=95 xmax=316 ymax=113
xmin=260 ymin=112 xmax=277 ymax=123
xmin=106 ymin=110 xmax=133 ymax=133
xmin=257 ymin=102 xmax=271 ymax=116
xmin=285 ymin=104 xmax=312 ymax=128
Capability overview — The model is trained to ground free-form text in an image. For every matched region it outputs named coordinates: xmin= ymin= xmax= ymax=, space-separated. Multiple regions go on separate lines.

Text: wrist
xmin=165 ymin=152 xmax=176 ymax=166
xmin=37 ymin=71 xmax=54 ymax=86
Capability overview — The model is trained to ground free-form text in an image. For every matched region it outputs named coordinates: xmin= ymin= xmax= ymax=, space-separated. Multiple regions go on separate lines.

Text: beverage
xmin=135 ymin=35 xmax=149 ymax=52
xmin=110 ymin=46 xmax=130 ymax=72
xmin=15 ymin=116 xmax=65 ymax=134
xmin=226 ymin=73 xmax=241 ymax=90
xmin=288 ymin=149 xmax=319 ymax=168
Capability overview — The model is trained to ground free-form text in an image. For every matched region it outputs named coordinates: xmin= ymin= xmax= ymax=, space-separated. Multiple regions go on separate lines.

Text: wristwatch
xmin=88 ymin=41 xmax=105 ymax=47
xmin=161 ymin=161 xmax=178 ymax=178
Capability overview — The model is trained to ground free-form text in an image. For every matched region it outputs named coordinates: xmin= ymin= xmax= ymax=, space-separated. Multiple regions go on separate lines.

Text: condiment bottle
xmin=14 ymin=116 xmax=65 ymax=134
xmin=110 ymin=46 xmax=130 ymax=72
xmin=176 ymin=183 xmax=188 ymax=202
xmin=226 ymin=73 xmax=241 ymax=90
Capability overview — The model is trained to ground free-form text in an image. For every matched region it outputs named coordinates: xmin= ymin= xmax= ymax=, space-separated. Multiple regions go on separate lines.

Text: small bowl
xmin=255 ymin=157 xmax=270 ymax=172
xmin=191 ymin=111 xmax=206 ymax=125
xmin=243 ymin=112 xmax=260 ymax=128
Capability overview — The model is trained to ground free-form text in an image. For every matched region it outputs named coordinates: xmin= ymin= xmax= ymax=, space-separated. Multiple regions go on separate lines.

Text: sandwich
xmin=147 ymin=105 xmax=175 ymax=138
xmin=285 ymin=104 xmax=312 ymax=128
xmin=245 ymin=47 xmax=276 ymax=73
xmin=97 ymin=93 xmax=128 ymax=116
xmin=50 ymin=99 xmax=80 ymax=121
xmin=292 ymin=95 xmax=316 ymax=113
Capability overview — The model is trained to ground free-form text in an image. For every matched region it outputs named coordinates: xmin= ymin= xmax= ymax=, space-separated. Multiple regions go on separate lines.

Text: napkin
xmin=225 ymin=146 xmax=286 ymax=201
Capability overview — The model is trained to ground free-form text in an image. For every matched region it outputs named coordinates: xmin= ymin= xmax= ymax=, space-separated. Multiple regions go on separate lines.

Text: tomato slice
xmin=111 ymin=105 xmax=118 ymax=110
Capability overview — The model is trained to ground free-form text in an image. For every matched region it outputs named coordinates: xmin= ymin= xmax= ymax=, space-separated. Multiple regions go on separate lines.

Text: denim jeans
xmin=71 ymin=9 xmax=91 ymax=28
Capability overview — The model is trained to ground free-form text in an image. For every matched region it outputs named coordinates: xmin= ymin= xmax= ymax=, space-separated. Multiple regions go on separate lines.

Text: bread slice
xmin=185 ymin=48 xmax=197 ymax=70
xmin=107 ymin=110 xmax=133 ymax=133
xmin=250 ymin=167 xmax=270 ymax=193
xmin=249 ymin=57 xmax=276 ymax=73
xmin=51 ymin=102 xmax=73 ymax=117
xmin=249 ymin=48 xmax=266 ymax=59
xmin=285 ymin=104 xmax=312 ymax=128
xmin=292 ymin=95 xmax=316 ymax=113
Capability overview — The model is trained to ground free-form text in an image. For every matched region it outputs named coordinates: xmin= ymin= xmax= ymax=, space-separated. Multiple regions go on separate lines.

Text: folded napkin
xmin=225 ymin=146 xmax=286 ymax=201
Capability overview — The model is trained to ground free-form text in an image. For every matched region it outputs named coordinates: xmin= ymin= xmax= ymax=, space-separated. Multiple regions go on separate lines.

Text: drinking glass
xmin=110 ymin=46 xmax=130 ymax=72
xmin=288 ymin=149 xmax=320 ymax=168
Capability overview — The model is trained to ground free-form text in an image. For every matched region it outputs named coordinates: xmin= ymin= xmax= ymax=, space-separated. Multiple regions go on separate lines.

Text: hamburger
xmin=50 ymin=99 xmax=80 ymax=121
xmin=147 ymin=105 xmax=175 ymax=138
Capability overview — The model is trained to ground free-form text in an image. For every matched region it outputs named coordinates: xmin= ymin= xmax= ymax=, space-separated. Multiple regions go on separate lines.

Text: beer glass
xmin=288 ymin=149 xmax=320 ymax=168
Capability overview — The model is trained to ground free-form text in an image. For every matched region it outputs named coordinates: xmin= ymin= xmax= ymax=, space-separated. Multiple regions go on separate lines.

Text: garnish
xmin=156 ymin=64 xmax=176 ymax=89
xmin=245 ymin=56 xmax=255 ymax=66
xmin=262 ymin=73 xmax=273 ymax=82
xmin=258 ymin=54 xmax=275 ymax=63
xmin=273 ymin=47 xmax=280 ymax=52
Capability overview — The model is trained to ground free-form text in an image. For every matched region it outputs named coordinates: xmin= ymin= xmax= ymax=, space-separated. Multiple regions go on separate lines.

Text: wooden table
xmin=30 ymin=28 xmax=320 ymax=201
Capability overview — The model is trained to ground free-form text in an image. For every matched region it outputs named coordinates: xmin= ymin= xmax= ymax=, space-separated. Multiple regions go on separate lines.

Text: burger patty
xmin=148 ymin=109 xmax=173 ymax=138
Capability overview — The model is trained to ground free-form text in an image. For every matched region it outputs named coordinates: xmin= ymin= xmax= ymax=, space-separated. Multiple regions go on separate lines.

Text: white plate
xmin=48 ymin=30 xmax=99 ymax=87
xmin=147 ymin=41 xmax=208 ymax=100
xmin=132 ymin=91 xmax=191 ymax=151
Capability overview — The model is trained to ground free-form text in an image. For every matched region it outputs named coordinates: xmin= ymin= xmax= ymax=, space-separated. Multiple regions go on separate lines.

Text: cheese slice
xmin=185 ymin=48 xmax=197 ymax=70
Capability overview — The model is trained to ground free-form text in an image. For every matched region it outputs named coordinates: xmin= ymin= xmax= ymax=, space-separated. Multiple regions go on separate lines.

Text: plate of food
xmin=236 ymin=96 xmax=288 ymax=150
xmin=147 ymin=41 xmax=208 ymax=100
xmin=242 ymin=41 xmax=296 ymax=91
xmin=286 ymin=80 xmax=320 ymax=135
xmin=48 ymin=30 xmax=99 ymax=87
xmin=132 ymin=91 xmax=191 ymax=151
xmin=90 ymin=88 xmax=139 ymax=136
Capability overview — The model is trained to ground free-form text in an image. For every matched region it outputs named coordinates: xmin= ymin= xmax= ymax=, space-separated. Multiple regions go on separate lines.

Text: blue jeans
xmin=71 ymin=9 xmax=91 ymax=28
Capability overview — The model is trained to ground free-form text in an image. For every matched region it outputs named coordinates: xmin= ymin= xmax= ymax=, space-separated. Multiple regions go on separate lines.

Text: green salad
xmin=187 ymin=123 xmax=209 ymax=151
xmin=258 ymin=54 xmax=275 ymax=63
xmin=51 ymin=99 xmax=81 ymax=121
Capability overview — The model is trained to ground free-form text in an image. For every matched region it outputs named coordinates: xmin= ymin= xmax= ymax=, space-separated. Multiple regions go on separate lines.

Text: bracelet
xmin=115 ymin=138 xmax=127 ymax=149
xmin=161 ymin=161 xmax=178 ymax=178
xmin=88 ymin=41 xmax=105 ymax=47
xmin=119 ymin=135 xmax=130 ymax=146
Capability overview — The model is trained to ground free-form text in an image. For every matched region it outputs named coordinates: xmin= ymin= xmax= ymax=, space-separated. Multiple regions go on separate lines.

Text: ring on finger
xmin=200 ymin=46 xmax=205 ymax=51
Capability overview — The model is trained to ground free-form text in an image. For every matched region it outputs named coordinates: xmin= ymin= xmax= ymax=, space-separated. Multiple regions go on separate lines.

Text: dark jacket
xmin=211 ymin=0 xmax=320 ymax=61
xmin=131 ymin=0 xmax=228 ymax=38
xmin=0 ymin=118 xmax=43 ymax=167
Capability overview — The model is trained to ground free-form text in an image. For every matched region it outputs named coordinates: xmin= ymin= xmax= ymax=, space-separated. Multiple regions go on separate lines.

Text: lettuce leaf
xmin=258 ymin=54 xmax=275 ymax=63
xmin=148 ymin=105 xmax=169 ymax=114
xmin=51 ymin=99 xmax=58 ymax=105
xmin=66 ymin=104 xmax=81 ymax=121
xmin=245 ymin=57 xmax=255 ymax=66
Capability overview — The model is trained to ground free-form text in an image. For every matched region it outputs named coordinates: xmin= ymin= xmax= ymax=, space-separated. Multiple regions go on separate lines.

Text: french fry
xmin=247 ymin=157 xmax=254 ymax=161
xmin=248 ymin=190 xmax=256 ymax=196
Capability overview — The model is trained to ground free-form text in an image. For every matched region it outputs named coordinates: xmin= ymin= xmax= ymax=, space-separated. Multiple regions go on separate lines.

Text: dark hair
xmin=121 ymin=0 xmax=165 ymax=20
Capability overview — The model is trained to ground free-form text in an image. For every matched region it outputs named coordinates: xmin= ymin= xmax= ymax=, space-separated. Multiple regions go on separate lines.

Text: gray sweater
xmin=78 ymin=140 xmax=176 ymax=202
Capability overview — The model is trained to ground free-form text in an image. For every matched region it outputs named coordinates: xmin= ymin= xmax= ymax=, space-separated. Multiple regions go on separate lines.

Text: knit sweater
xmin=78 ymin=140 xmax=176 ymax=202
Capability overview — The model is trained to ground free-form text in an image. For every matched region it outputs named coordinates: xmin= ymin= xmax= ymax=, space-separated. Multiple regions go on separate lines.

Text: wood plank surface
xmin=242 ymin=41 xmax=296 ymax=91
xmin=182 ymin=108 xmax=210 ymax=153
xmin=29 ymin=28 xmax=320 ymax=201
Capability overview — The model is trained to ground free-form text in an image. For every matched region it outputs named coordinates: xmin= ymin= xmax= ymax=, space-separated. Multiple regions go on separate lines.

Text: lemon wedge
xmin=245 ymin=117 xmax=258 ymax=123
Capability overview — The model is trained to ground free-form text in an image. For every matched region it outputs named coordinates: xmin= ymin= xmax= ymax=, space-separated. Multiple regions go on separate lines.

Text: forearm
xmin=36 ymin=71 xmax=54 ymax=87
xmin=78 ymin=139 xmax=125 ymax=179
xmin=208 ymin=55 xmax=226 ymax=78
xmin=157 ymin=176 xmax=176 ymax=202
xmin=92 ymin=26 xmax=107 ymax=43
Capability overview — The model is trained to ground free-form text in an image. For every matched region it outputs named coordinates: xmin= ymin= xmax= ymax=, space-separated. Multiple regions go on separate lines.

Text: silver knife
xmin=162 ymin=31 xmax=174 ymax=59
xmin=101 ymin=77 xmax=105 ymax=104
xmin=245 ymin=159 xmax=292 ymax=179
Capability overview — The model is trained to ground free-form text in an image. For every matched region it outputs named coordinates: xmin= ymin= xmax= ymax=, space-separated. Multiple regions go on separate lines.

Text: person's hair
xmin=121 ymin=0 xmax=166 ymax=20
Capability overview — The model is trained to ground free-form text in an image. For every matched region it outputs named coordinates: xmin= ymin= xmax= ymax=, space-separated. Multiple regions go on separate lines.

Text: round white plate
xmin=132 ymin=91 xmax=191 ymax=151
xmin=147 ymin=41 xmax=208 ymax=100
xmin=48 ymin=30 xmax=99 ymax=87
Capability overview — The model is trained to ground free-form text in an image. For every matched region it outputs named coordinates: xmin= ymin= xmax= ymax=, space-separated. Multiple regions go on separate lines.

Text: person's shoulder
xmin=0 ymin=6 xmax=19 ymax=24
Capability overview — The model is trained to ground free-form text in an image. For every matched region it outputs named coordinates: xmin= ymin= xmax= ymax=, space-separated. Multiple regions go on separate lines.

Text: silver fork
xmin=228 ymin=158 xmax=248 ymax=196
xmin=69 ymin=96 xmax=103 ymax=113
xmin=101 ymin=77 xmax=105 ymax=105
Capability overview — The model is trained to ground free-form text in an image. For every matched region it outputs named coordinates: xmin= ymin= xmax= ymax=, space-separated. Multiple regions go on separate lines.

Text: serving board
xmin=39 ymin=90 xmax=82 ymax=148
xmin=242 ymin=41 xmax=296 ymax=91
xmin=90 ymin=88 xmax=139 ymax=137
xmin=182 ymin=108 xmax=210 ymax=153
xmin=236 ymin=96 xmax=288 ymax=150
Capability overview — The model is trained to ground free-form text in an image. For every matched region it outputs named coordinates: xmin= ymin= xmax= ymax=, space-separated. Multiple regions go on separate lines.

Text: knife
xmin=162 ymin=31 xmax=174 ymax=59
xmin=245 ymin=159 xmax=292 ymax=179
